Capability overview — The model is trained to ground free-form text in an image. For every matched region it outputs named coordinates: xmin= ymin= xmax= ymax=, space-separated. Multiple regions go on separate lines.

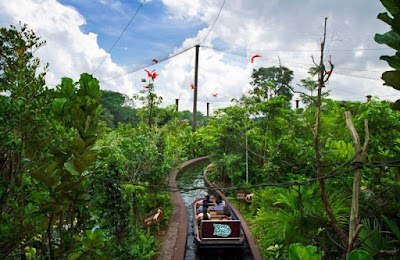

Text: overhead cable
xmin=93 ymin=0 xmax=147 ymax=75
xmin=200 ymin=0 xmax=227 ymax=44
xmin=99 ymin=46 xmax=194 ymax=83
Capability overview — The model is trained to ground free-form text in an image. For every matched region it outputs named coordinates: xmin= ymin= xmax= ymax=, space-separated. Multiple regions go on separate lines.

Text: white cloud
xmin=0 ymin=0 xmax=135 ymax=96
xmin=159 ymin=0 xmax=399 ymax=111
xmin=1 ymin=0 xmax=398 ymax=116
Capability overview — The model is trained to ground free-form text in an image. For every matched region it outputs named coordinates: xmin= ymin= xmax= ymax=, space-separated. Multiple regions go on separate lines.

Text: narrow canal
xmin=176 ymin=162 xmax=252 ymax=260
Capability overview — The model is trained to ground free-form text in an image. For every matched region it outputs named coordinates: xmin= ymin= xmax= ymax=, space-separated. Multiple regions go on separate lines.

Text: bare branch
xmin=373 ymin=248 xmax=400 ymax=259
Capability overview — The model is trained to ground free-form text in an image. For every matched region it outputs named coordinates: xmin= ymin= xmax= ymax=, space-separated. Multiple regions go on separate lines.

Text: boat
xmin=193 ymin=197 xmax=244 ymax=251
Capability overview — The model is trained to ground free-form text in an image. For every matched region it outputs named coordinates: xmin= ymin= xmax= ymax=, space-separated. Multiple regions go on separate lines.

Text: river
xmin=176 ymin=162 xmax=252 ymax=260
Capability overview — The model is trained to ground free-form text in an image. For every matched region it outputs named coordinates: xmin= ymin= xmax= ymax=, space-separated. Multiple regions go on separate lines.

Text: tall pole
xmin=193 ymin=45 xmax=200 ymax=132
xmin=175 ymin=99 xmax=179 ymax=111
xmin=245 ymin=114 xmax=249 ymax=183
xmin=206 ymin=102 xmax=210 ymax=117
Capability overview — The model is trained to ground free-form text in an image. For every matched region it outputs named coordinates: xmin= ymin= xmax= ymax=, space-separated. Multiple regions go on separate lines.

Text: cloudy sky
xmin=1 ymin=0 xmax=399 ymax=113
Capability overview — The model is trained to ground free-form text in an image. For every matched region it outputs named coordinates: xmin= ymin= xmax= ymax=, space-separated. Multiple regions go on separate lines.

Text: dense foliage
xmin=200 ymin=78 xmax=400 ymax=258
xmin=0 ymin=24 xmax=199 ymax=259
xmin=2 ymin=6 xmax=400 ymax=258
xmin=375 ymin=0 xmax=400 ymax=110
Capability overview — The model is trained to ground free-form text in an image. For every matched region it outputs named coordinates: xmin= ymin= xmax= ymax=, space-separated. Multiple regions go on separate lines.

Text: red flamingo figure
xmin=251 ymin=54 xmax=261 ymax=63
xmin=151 ymin=72 xmax=159 ymax=81
xmin=145 ymin=69 xmax=154 ymax=77
xmin=190 ymin=83 xmax=196 ymax=89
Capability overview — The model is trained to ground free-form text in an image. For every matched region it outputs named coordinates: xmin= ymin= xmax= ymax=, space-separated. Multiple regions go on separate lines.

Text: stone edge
xmin=157 ymin=156 xmax=209 ymax=260
xmin=203 ymin=171 xmax=263 ymax=260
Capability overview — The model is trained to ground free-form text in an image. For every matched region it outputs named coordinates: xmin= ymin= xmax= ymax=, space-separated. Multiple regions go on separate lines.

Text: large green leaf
xmin=289 ymin=243 xmax=324 ymax=260
xmin=382 ymin=71 xmax=400 ymax=89
xmin=68 ymin=251 xmax=83 ymax=260
xmin=380 ymin=53 xmax=400 ymax=70
xmin=378 ymin=12 xmax=393 ymax=26
xmin=381 ymin=0 xmax=400 ymax=16
xmin=391 ymin=99 xmax=400 ymax=110
xmin=64 ymin=161 xmax=78 ymax=176
xmin=375 ymin=31 xmax=400 ymax=50
xmin=346 ymin=250 xmax=373 ymax=260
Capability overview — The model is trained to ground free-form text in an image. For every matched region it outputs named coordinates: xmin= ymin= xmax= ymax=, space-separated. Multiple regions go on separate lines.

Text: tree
xmin=99 ymin=90 xmax=137 ymax=128
xmin=0 ymin=24 xmax=51 ymax=258
xmin=375 ymin=0 xmax=400 ymax=109
xmin=250 ymin=66 xmax=294 ymax=101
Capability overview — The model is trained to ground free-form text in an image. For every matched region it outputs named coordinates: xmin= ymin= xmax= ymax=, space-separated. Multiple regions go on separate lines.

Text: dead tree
xmin=345 ymin=111 xmax=369 ymax=254
xmin=313 ymin=17 xmax=349 ymax=247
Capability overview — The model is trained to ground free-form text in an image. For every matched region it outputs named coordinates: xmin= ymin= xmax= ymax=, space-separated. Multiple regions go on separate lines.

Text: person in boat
xmin=223 ymin=212 xmax=232 ymax=220
xmin=214 ymin=195 xmax=225 ymax=212
xmin=198 ymin=195 xmax=214 ymax=213
xmin=223 ymin=208 xmax=236 ymax=220
xmin=202 ymin=195 xmax=213 ymax=205
xmin=196 ymin=206 xmax=211 ymax=224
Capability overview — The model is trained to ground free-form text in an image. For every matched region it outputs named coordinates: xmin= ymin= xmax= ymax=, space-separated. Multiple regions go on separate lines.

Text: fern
xmin=359 ymin=218 xmax=392 ymax=255
xmin=251 ymin=183 xmax=349 ymax=251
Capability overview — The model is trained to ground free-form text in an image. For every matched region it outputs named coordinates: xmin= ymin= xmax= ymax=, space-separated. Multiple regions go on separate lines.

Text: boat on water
xmin=193 ymin=197 xmax=244 ymax=250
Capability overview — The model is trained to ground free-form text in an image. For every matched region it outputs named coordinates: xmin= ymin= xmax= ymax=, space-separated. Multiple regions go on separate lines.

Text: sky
xmin=1 ymin=0 xmax=399 ymax=114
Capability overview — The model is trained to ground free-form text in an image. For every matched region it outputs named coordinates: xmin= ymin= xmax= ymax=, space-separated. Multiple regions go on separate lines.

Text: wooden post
xmin=193 ymin=45 xmax=200 ymax=132
xmin=207 ymin=102 xmax=210 ymax=117
xmin=295 ymin=99 xmax=299 ymax=109
xmin=175 ymin=99 xmax=179 ymax=111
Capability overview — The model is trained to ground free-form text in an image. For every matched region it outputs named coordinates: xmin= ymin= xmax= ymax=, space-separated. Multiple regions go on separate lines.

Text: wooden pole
xmin=175 ymin=99 xmax=179 ymax=111
xmin=295 ymin=99 xmax=299 ymax=109
xmin=193 ymin=45 xmax=200 ymax=132
xmin=207 ymin=102 xmax=210 ymax=117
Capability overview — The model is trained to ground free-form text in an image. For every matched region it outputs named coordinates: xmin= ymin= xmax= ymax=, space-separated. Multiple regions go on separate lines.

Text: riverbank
xmin=203 ymin=171 xmax=263 ymax=260
xmin=157 ymin=156 xmax=209 ymax=260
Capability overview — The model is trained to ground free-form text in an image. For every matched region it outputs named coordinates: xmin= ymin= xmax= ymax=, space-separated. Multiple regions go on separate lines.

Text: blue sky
xmin=0 ymin=0 xmax=399 ymax=113
xmin=59 ymin=0 xmax=206 ymax=68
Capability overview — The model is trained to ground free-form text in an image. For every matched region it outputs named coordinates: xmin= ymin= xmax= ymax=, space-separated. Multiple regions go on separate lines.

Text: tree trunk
xmin=345 ymin=111 xmax=369 ymax=252
xmin=314 ymin=17 xmax=348 ymax=247
xmin=47 ymin=213 xmax=54 ymax=260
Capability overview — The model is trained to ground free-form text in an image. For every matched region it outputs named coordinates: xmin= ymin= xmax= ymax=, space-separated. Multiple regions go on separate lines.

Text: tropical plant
xmin=251 ymin=183 xmax=349 ymax=254
xmin=375 ymin=0 xmax=400 ymax=91
xmin=346 ymin=250 xmax=373 ymax=260
xmin=288 ymin=243 xmax=324 ymax=260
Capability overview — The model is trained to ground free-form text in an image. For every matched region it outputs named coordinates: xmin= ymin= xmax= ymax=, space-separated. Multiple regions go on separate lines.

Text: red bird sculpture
xmin=144 ymin=69 xmax=159 ymax=81
xmin=145 ymin=69 xmax=153 ymax=77
xmin=190 ymin=83 xmax=196 ymax=89
xmin=212 ymin=93 xmax=218 ymax=97
xmin=151 ymin=72 xmax=159 ymax=81
xmin=251 ymin=54 xmax=261 ymax=63
xmin=144 ymin=85 xmax=150 ymax=89
xmin=152 ymin=59 xmax=158 ymax=64
xmin=326 ymin=70 xmax=332 ymax=75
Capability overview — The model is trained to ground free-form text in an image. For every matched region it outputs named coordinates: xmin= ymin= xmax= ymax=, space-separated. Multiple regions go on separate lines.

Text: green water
xmin=176 ymin=161 xmax=252 ymax=260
